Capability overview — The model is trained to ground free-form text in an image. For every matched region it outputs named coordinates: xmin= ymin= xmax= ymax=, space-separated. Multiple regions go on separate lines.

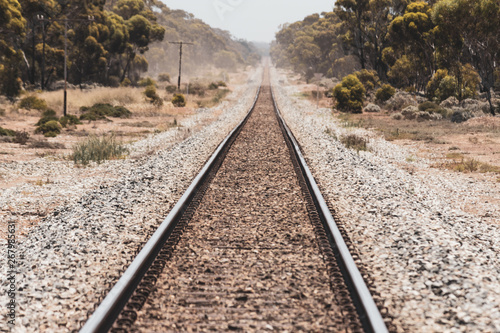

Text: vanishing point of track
xmin=81 ymin=69 xmax=388 ymax=333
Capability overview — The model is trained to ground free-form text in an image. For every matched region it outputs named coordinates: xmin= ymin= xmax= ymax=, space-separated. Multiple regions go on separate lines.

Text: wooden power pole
xmin=169 ymin=41 xmax=193 ymax=91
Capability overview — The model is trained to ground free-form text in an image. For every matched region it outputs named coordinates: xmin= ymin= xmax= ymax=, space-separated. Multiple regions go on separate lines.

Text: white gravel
xmin=0 ymin=68 xmax=261 ymax=332
xmin=271 ymin=67 xmax=500 ymax=332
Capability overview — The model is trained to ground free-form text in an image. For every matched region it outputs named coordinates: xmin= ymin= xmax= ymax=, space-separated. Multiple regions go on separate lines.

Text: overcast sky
xmin=160 ymin=0 xmax=334 ymax=43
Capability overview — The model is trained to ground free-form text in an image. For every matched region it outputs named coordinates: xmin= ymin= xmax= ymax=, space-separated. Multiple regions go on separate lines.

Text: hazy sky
xmin=160 ymin=0 xmax=335 ymax=43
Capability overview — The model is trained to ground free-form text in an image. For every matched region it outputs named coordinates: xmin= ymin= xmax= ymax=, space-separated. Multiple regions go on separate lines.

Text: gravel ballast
xmin=271 ymin=67 xmax=499 ymax=332
xmin=0 ymin=68 xmax=261 ymax=332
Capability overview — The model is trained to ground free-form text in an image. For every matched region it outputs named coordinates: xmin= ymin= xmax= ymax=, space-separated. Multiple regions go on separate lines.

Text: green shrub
xmin=59 ymin=114 xmax=82 ymax=127
xmin=418 ymin=102 xmax=450 ymax=119
xmin=144 ymin=85 xmax=163 ymax=106
xmin=72 ymin=134 xmax=128 ymax=165
xmin=354 ymin=69 xmax=379 ymax=91
xmin=427 ymin=69 xmax=457 ymax=101
xmin=0 ymin=126 xmax=16 ymax=137
xmin=208 ymin=81 xmax=227 ymax=90
xmin=375 ymin=84 xmax=396 ymax=103
xmin=438 ymin=75 xmax=457 ymax=101
xmin=19 ymin=95 xmax=48 ymax=111
xmin=165 ymin=85 xmax=177 ymax=93
xmin=158 ymin=73 xmax=171 ymax=82
xmin=111 ymin=106 xmax=132 ymax=118
xmin=36 ymin=109 xmax=59 ymax=126
xmin=35 ymin=120 xmax=62 ymax=137
xmin=80 ymin=103 xmax=114 ymax=121
xmin=138 ymin=77 xmax=157 ymax=87
xmin=333 ymin=75 xmax=366 ymax=113
xmin=80 ymin=103 xmax=132 ymax=121
xmin=418 ymin=101 xmax=439 ymax=111
xmin=172 ymin=94 xmax=186 ymax=107
xmin=120 ymin=78 xmax=131 ymax=87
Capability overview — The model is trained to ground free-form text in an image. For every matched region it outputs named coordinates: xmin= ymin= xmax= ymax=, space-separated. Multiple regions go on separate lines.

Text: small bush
xmin=13 ymin=131 xmax=29 ymax=145
xmin=158 ymin=73 xmax=171 ymax=82
xmin=375 ymin=84 xmax=396 ymax=103
xmin=138 ymin=77 xmax=157 ymax=87
xmin=440 ymin=96 xmax=459 ymax=108
xmin=208 ymin=81 xmax=227 ymax=90
xmin=144 ymin=85 xmax=163 ymax=106
xmin=29 ymin=140 xmax=65 ymax=149
xmin=36 ymin=109 xmax=59 ymax=126
xmin=59 ymin=115 xmax=82 ymax=127
xmin=353 ymin=69 xmax=379 ymax=91
xmin=364 ymin=103 xmax=381 ymax=113
xmin=391 ymin=113 xmax=403 ymax=120
xmin=120 ymin=78 xmax=132 ymax=87
xmin=418 ymin=101 xmax=450 ymax=119
xmin=451 ymin=109 xmax=473 ymax=123
xmin=188 ymin=82 xmax=206 ymax=96
xmin=35 ymin=120 xmax=62 ymax=137
xmin=212 ymin=89 xmax=230 ymax=104
xmin=19 ymin=95 xmax=48 ymax=111
xmin=340 ymin=134 xmax=368 ymax=152
xmin=80 ymin=103 xmax=132 ymax=121
xmin=80 ymin=103 xmax=114 ymax=121
xmin=402 ymin=105 xmax=418 ymax=120
xmin=0 ymin=126 xmax=16 ymax=137
xmin=72 ymin=134 xmax=128 ymax=165
xmin=418 ymin=101 xmax=439 ymax=111
xmin=111 ymin=106 xmax=132 ymax=118
xmin=166 ymin=85 xmax=178 ymax=93
xmin=333 ymin=75 xmax=366 ymax=113
xmin=172 ymin=94 xmax=186 ymax=107
xmin=385 ymin=91 xmax=415 ymax=111
xmin=107 ymin=76 xmax=121 ymax=87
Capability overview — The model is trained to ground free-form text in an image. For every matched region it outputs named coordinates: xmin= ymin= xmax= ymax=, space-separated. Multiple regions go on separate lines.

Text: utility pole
xmin=37 ymin=15 xmax=94 ymax=116
xmin=169 ymin=41 xmax=193 ymax=91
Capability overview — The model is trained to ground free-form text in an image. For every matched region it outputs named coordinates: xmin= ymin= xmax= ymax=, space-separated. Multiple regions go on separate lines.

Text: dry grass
xmin=436 ymin=155 xmax=500 ymax=174
xmin=39 ymin=87 xmax=143 ymax=113
xmin=340 ymin=134 xmax=368 ymax=152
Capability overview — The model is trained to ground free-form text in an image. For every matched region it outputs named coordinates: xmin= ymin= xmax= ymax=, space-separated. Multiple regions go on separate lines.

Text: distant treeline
xmin=0 ymin=0 xmax=260 ymax=100
xmin=271 ymin=0 xmax=500 ymax=113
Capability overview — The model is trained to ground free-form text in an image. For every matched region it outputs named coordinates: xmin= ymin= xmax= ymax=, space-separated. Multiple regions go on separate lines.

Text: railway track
xmin=81 ymin=69 xmax=388 ymax=333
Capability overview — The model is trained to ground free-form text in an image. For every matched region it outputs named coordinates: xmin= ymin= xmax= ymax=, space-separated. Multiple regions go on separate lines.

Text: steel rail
xmin=271 ymin=87 xmax=389 ymax=333
xmin=80 ymin=85 xmax=261 ymax=333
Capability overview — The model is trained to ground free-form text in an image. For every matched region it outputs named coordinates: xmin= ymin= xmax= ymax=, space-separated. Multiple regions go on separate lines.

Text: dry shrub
xmin=29 ymin=140 xmax=65 ymax=149
xmin=340 ymin=134 xmax=368 ymax=152
xmin=13 ymin=131 xmax=29 ymax=145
